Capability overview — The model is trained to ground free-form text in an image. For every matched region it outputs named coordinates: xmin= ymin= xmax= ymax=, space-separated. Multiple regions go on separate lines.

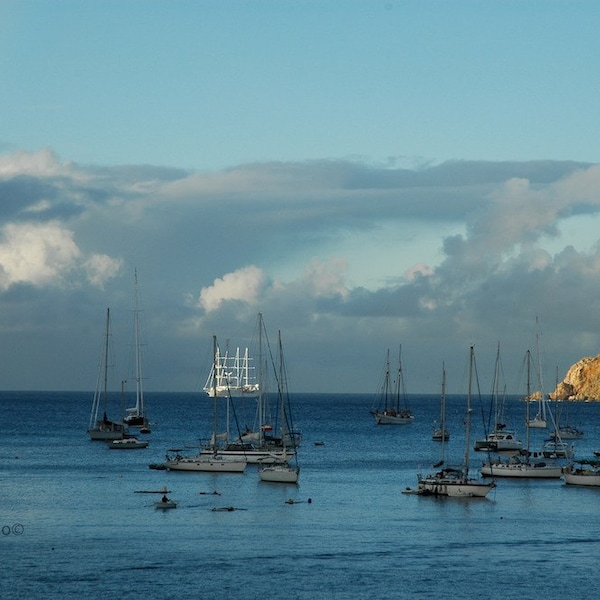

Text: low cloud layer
xmin=0 ymin=149 xmax=599 ymax=393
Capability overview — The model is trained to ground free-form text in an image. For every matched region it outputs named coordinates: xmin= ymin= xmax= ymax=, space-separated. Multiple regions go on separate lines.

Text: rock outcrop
xmin=550 ymin=354 xmax=600 ymax=401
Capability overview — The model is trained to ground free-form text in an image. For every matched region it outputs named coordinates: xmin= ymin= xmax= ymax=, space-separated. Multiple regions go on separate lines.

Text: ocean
xmin=2 ymin=390 xmax=599 ymax=599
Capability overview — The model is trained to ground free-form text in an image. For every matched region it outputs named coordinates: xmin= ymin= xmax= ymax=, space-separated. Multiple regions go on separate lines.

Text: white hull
xmin=199 ymin=448 xmax=294 ymax=464
xmin=417 ymin=475 xmax=494 ymax=498
xmin=107 ymin=438 xmax=148 ymax=449
xmin=481 ymin=460 xmax=562 ymax=478
xmin=373 ymin=410 xmax=414 ymax=425
xmin=474 ymin=431 xmax=522 ymax=452
xmin=563 ymin=465 xmax=600 ymax=486
xmin=88 ymin=422 xmax=128 ymax=441
xmin=259 ymin=464 xmax=300 ymax=483
xmin=166 ymin=455 xmax=247 ymax=472
xmin=527 ymin=416 xmax=547 ymax=429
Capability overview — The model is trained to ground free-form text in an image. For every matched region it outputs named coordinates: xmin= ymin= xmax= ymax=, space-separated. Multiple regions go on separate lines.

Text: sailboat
xmin=550 ymin=375 xmax=583 ymax=440
xmin=527 ymin=318 xmax=547 ymax=428
xmin=371 ymin=346 xmax=414 ymax=425
xmin=562 ymin=460 xmax=600 ymax=486
xmin=259 ymin=330 xmax=300 ymax=484
xmin=88 ymin=308 xmax=129 ymax=441
xmin=481 ymin=350 xmax=563 ymax=478
xmin=432 ymin=363 xmax=449 ymax=441
xmin=165 ymin=335 xmax=247 ymax=473
xmin=124 ymin=270 xmax=149 ymax=430
xmin=417 ymin=346 xmax=495 ymax=498
xmin=473 ymin=343 xmax=522 ymax=453
xmin=198 ymin=314 xmax=296 ymax=464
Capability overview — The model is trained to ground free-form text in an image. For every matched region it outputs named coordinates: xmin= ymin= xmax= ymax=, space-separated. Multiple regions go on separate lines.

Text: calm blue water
xmin=2 ymin=390 xmax=600 ymax=599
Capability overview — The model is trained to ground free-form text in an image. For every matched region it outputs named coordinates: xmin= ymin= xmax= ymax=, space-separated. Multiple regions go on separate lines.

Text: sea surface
xmin=2 ymin=390 xmax=600 ymax=599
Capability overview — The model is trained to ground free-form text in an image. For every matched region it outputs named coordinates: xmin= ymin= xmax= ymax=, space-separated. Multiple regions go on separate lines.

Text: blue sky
xmin=2 ymin=1 xmax=600 ymax=395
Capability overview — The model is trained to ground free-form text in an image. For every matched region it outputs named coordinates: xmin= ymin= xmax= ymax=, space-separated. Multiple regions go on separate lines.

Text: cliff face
xmin=550 ymin=354 xmax=600 ymax=401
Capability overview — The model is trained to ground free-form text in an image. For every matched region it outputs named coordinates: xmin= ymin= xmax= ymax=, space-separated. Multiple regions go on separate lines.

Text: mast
xmin=535 ymin=317 xmax=546 ymax=426
xmin=258 ymin=312 xmax=264 ymax=446
xmin=464 ymin=345 xmax=474 ymax=478
xmin=384 ymin=349 xmax=391 ymax=411
xmin=133 ymin=269 xmax=144 ymax=420
xmin=212 ymin=335 xmax=218 ymax=455
xmin=102 ymin=307 xmax=110 ymax=420
xmin=440 ymin=362 xmax=447 ymax=463
xmin=525 ymin=349 xmax=531 ymax=452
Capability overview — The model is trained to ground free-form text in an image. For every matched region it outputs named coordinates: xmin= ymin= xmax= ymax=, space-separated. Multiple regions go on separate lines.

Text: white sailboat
xmin=474 ymin=343 xmax=522 ymax=453
xmin=88 ymin=308 xmax=128 ymax=441
xmin=562 ymin=460 xmax=600 ymax=486
xmin=527 ymin=318 xmax=547 ymax=428
xmin=166 ymin=335 xmax=247 ymax=473
xmin=417 ymin=346 xmax=496 ymax=498
xmin=432 ymin=363 xmax=449 ymax=441
xmin=259 ymin=330 xmax=300 ymax=484
xmin=371 ymin=346 xmax=414 ymax=425
xmin=481 ymin=350 xmax=563 ymax=478
xmin=124 ymin=270 xmax=149 ymax=430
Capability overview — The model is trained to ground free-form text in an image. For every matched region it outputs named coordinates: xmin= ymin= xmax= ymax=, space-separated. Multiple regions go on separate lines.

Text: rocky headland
xmin=550 ymin=354 xmax=600 ymax=401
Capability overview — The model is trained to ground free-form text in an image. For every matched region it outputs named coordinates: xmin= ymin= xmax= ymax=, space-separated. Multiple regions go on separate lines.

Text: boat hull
xmin=373 ymin=411 xmax=414 ymax=425
xmin=199 ymin=448 xmax=295 ymax=464
xmin=481 ymin=461 xmax=562 ymax=478
xmin=88 ymin=422 xmax=128 ymax=441
xmin=166 ymin=456 xmax=247 ymax=473
xmin=108 ymin=438 xmax=149 ymax=449
xmin=155 ymin=501 xmax=177 ymax=509
xmin=562 ymin=465 xmax=600 ymax=486
xmin=259 ymin=465 xmax=300 ymax=484
xmin=417 ymin=477 xmax=494 ymax=498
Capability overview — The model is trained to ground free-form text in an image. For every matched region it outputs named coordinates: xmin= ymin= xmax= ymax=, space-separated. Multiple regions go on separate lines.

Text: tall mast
xmin=134 ymin=269 xmax=143 ymax=418
xmin=212 ymin=335 xmax=218 ymax=454
xmin=102 ymin=307 xmax=110 ymax=419
xmin=440 ymin=362 xmax=447 ymax=464
xmin=464 ymin=345 xmax=474 ymax=477
xmin=258 ymin=313 xmax=264 ymax=445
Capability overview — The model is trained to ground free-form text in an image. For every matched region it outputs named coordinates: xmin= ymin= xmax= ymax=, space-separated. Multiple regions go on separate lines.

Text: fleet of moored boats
xmin=86 ymin=295 xmax=600 ymax=501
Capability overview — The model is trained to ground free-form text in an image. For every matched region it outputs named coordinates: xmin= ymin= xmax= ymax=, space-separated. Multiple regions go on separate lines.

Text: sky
xmin=2 ymin=1 xmax=600 ymax=395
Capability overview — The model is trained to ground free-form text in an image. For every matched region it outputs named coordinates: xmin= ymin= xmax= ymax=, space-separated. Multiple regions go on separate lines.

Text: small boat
xmin=107 ymin=437 xmax=149 ymax=450
xmin=562 ymin=460 xmax=600 ymax=487
xmin=551 ymin=425 xmax=583 ymax=440
xmin=417 ymin=346 xmax=495 ymax=498
xmin=541 ymin=438 xmax=574 ymax=459
xmin=155 ymin=495 xmax=177 ymax=509
xmin=371 ymin=346 xmax=414 ymax=425
xmin=474 ymin=428 xmax=522 ymax=453
xmin=166 ymin=453 xmax=247 ymax=472
xmin=481 ymin=452 xmax=563 ymax=478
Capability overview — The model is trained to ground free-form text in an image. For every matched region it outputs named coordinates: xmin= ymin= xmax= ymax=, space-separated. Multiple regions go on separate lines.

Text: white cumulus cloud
xmin=199 ymin=265 xmax=266 ymax=312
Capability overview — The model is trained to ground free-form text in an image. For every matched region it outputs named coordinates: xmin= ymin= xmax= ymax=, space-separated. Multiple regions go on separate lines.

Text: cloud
xmin=0 ymin=221 xmax=80 ymax=290
xmin=2 ymin=148 xmax=600 ymax=392
xmin=199 ymin=265 xmax=266 ymax=312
